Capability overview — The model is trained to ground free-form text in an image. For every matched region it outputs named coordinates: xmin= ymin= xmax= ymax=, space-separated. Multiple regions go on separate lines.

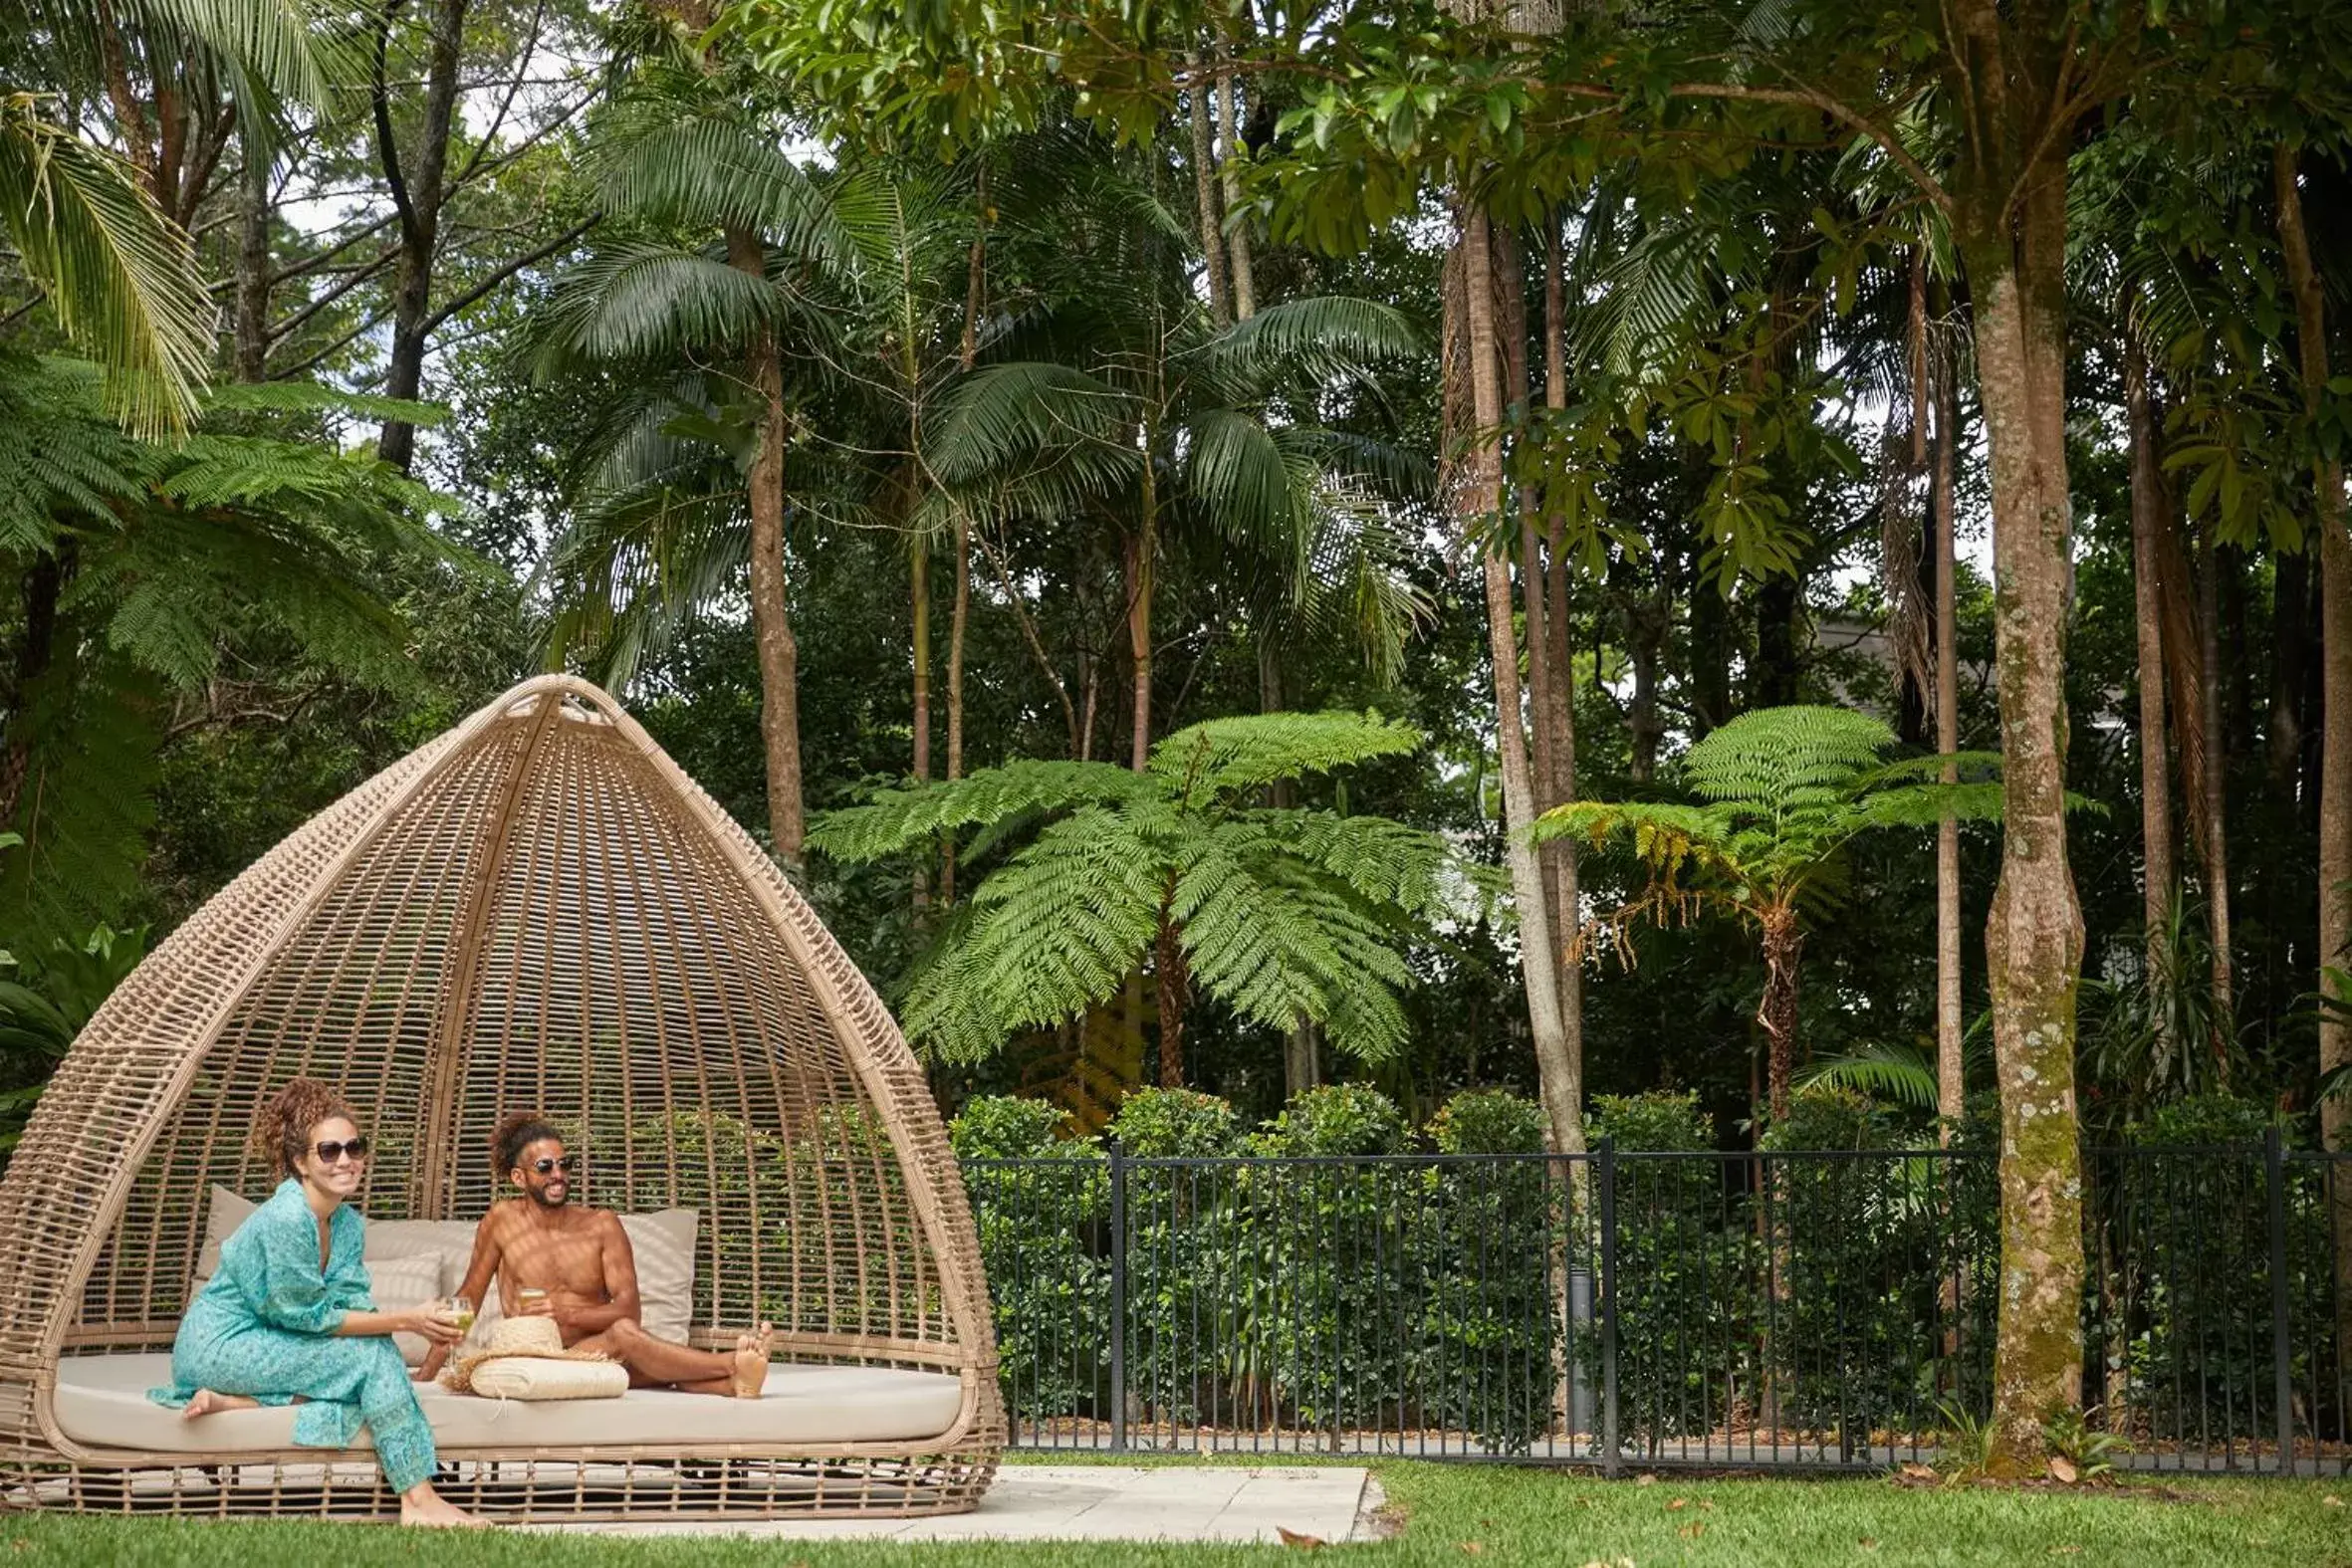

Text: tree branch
xmin=1664 ymin=83 xmax=1954 ymax=217
xmin=372 ymin=0 xmax=419 ymax=241
xmin=420 ymin=213 xmax=599 ymax=334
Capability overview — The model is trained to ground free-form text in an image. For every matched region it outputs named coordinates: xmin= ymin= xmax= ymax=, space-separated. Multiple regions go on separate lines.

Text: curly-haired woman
xmin=148 ymin=1078 xmax=484 ymax=1527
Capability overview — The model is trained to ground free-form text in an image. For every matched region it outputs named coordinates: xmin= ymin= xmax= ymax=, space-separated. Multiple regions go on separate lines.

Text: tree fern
xmin=1540 ymin=704 xmax=2008 ymax=1115
xmin=817 ymin=711 xmax=1454 ymax=1072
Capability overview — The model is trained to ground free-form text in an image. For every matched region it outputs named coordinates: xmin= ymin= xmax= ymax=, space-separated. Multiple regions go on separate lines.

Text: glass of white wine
xmin=449 ymin=1294 xmax=476 ymax=1335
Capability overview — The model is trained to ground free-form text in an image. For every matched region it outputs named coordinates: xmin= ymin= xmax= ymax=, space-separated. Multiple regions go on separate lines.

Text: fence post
xmin=1107 ymin=1134 xmax=1128 ymax=1454
xmin=1598 ymin=1136 xmax=1620 ymax=1477
xmin=2266 ymin=1127 xmax=2294 ymax=1474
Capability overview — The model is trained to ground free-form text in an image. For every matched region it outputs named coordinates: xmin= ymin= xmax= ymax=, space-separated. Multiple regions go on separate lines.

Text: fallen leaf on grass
xmin=2048 ymin=1456 xmax=2078 ymax=1484
xmin=1677 ymin=1523 xmax=1705 ymax=1540
xmin=1635 ymin=1472 xmax=1658 ymax=1486
xmin=1458 ymin=1542 xmax=1485 ymax=1555
xmin=1899 ymin=1462 xmax=1937 ymax=1480
xmin=1667 ymin=1497 xmax=1687 ymax=1511
xmin=2048 ymin=1548 xmax=2082 ymax=1557
xmin=1277 ymin=1526 xmax=1326 ymax=1550
xmin=1858 ymin=1538 xmax=1878 ymax=1551
xmin=2323 ymin=1495 xmax=2343 ymax=1507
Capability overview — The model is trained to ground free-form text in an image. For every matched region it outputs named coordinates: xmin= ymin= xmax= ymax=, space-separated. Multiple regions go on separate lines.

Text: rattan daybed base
xmin=0 ymin=677 xmax=1004 ymax=1521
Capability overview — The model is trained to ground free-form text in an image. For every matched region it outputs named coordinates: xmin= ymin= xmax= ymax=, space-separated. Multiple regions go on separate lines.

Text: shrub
xmin=949 ymin=1093 xmax=1075 ymax=1160
xmin=952 ymin=1095 xmax=1108 ymax=1420
xmin=1249 ymin=1082 xmax=1411 ymax=1155
xmin=1760 ymin=1085 xmax=1943 ymax=1441
xmin=1423 ymin=1090 xmax=1556 ymax=1453
xmin=1107 ymin=1087 xmax=1242 ymax=1156
xmin=1590 ymin=1102 xmax=1749 ymax=1451
xmin=1428 ymin=1087 xmax=1547 ymax=1154
xmin=1586 ymin=1089 xmax=1714 ymax=1151
xmin=1236 ymin=1086 xmax=1414 ymax=1432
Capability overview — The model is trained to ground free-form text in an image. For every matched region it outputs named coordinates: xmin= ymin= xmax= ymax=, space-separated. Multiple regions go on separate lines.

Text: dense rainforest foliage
xmin=4 ymin=0 xmax=2349 ymax=1470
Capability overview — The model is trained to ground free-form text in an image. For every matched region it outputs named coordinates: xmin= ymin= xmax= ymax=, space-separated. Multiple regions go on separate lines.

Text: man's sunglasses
xmin=528 ymin=1156 xmax=580 ymax=1176
xmin=313 ymin=1137 xmax=368 ymax=1164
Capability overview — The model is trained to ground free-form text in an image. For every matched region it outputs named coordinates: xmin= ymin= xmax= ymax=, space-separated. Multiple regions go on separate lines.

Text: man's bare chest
xmin=497 ymin=1219 xmax=608 ymax=1293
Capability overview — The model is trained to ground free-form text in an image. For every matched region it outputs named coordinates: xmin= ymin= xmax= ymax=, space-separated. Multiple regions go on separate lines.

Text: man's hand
xmin=545 ymin=1287 xmax=598 ymax=1332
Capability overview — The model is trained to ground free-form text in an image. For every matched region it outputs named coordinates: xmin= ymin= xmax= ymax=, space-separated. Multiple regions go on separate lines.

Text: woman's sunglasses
xmin=313 ymin=1137 xmax=369 ymax=1164
xmin=529 ymin=1156 xmax=580 ymax=1176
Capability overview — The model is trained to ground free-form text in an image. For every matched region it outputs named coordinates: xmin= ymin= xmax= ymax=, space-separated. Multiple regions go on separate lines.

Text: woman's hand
xmin=402 ymin=1302 xmax=466 ymax=1346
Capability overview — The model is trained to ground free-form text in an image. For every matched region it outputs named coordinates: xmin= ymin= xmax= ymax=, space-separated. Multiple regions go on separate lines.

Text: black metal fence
xmin=961 ymin=1137 xmax=2350 ymax=1474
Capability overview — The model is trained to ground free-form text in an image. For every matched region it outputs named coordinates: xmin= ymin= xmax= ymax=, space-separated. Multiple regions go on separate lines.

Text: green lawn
xmin=3 ymin=1460 xmax=2342 ymax=1567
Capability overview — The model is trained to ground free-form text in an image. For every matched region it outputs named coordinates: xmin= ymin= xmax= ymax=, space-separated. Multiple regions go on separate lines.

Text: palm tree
xmin=3 ymin=0 xmax=335 ymax=432
xmin=809 ymin=711 xmax=1459 ymax=1087
xmin=1537 ymin=705 xmax=2003 ymax=1123
xmin=925 ymin=157 xmax=1426 ymax=773
xmin=531 ymin=67 xmax=855 ymax=866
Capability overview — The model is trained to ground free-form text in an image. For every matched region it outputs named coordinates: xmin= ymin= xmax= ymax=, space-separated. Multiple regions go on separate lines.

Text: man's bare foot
xmin=180 ymin=1389 xmax=259 ymax=1420
xmin=730 ymin=1322 xmax=774 ymax=1399
xmin=399 ymin=1486 xmax=490 ymax=1528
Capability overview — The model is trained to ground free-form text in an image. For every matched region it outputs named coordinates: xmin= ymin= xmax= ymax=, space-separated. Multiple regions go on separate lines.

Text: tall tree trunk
xmin=1750 ymin=574 xmax=1800 ymax=706
xmin=0 ymin=553 xmax=67 ymax=829
xmin=1125 ymin=518 xmax=1154 ymax=774
xmin=1957 ymin=122 xmax=2086 ymax=1473
xmin=373 ymin=0 xmax=469 ymax=472
xmin=1188 ymin=54 xmax=1231 ymax=327
xmin=943 ymin=172 xmax=987 ymax=904
xmin=911 ymin=520 xmax=932 ymax=907
xmin=1539 ymin=216 xmax=1583 ymax=1101
xmin=2125 ymin=332 xmax=2177 ymax=1056
xmin=1458 ymin=202 xmax=1582 ymax=1158
xmin=729 ymin=227 xmax=806 ymax=865
xmin=1215 ymin=46 xmax=1255 ymax=323
xmin=1689 ymin=563 xmax=1731 ymax=737
xmin=2275 ymin=141 xmax=2352 ymax=1356
xmin=1623 ymin=589 xmax=1666 ymax=783
xmin=2197 ymin=520 xmax=2234 ymax=1039
xmin=2271 ymin=546 xmax=2311 ymax=807
xmin=233 ymin=112 xmax=271 ymax=382
xmin=1931 ymin=283 xmax=1965 ymax=1133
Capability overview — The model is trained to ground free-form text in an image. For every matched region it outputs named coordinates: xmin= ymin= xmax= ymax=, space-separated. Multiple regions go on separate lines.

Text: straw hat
xmin=443 ymin=1313 xmax=623 ymax=1398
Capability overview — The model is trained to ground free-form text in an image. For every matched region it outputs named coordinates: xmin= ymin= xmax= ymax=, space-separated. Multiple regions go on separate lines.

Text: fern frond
xmin=1149 ymin=711 xmax=1420 ymax=804
xmin=809 ymin=762 xmax=1149 ymax=861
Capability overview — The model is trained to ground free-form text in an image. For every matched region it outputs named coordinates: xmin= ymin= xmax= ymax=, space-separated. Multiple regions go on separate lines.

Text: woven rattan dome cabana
xmin=0 ymin=676 xmax=1001 ymax=1521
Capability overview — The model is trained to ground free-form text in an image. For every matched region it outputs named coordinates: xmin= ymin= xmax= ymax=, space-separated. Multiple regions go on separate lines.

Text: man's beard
xmin=530 ymin=1183 xmax=570 ymax=1210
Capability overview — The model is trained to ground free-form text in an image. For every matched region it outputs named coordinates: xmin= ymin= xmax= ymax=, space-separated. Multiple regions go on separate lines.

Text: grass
xmin=1 ymin=1459 xmax=2342 ymax=1567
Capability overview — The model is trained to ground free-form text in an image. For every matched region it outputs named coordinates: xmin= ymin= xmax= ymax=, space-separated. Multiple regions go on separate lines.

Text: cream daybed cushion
xmin=52 ymin=1352 xmax=965 ymax=1453
xmin=190 ymin=1188 xmax=701 ymax=1354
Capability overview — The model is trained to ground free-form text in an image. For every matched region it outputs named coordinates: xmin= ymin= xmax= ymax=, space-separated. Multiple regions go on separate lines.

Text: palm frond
xmin=594 ymin=107 xmax=853 ymax=277
xmin=0 ymin=97 xmax=212 ymax=436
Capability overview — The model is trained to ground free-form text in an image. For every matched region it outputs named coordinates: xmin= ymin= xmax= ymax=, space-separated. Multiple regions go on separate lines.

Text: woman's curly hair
xmin=253 ymin=1077 xmax=358 ymax=1179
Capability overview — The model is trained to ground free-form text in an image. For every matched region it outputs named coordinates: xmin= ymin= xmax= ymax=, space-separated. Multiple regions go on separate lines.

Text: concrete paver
xmin=525 ymin=1464 xmax=1377 ymax=1543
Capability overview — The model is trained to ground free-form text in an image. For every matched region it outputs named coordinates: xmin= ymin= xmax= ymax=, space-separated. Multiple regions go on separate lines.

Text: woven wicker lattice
xmin=0 ymin=676 xmax=1001 ymax=1519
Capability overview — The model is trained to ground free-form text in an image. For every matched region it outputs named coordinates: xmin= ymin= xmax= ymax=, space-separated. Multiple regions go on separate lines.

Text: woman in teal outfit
xmin=151 ymin=1078 xmax=482 ymax=1527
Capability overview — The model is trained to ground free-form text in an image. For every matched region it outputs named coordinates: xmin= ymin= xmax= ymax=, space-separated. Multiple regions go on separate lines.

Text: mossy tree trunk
xmin=1956 ymin=91 xmax=2085 ymax=1471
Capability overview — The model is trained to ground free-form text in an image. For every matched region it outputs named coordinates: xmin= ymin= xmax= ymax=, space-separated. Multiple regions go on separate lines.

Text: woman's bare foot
xmin=180 ymin=1389 xmax=259 ymax=1420
xmin=730 ymin=1322 xmax=774 ymax=1399
xmin=399 ymin=1483 xmax=489 ymax=1528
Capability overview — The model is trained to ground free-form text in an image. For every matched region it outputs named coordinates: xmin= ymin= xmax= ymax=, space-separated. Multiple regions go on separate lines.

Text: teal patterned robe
xmin=150 ymin=1178 xmax=438 ymax=1491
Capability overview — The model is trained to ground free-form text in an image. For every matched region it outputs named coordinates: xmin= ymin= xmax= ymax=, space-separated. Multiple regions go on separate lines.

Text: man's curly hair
xmin=491 ymin=1110 xmax=566 ymax=1181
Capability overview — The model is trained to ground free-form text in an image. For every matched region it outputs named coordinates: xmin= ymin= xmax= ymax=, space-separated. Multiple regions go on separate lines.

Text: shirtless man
xmin=417 ymin=1113 xmax=772 ymax=1396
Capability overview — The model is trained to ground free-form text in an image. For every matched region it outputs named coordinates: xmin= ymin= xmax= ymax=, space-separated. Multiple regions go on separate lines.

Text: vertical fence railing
xmin=959 ymin=1141 xmax=2346 ymax=1475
